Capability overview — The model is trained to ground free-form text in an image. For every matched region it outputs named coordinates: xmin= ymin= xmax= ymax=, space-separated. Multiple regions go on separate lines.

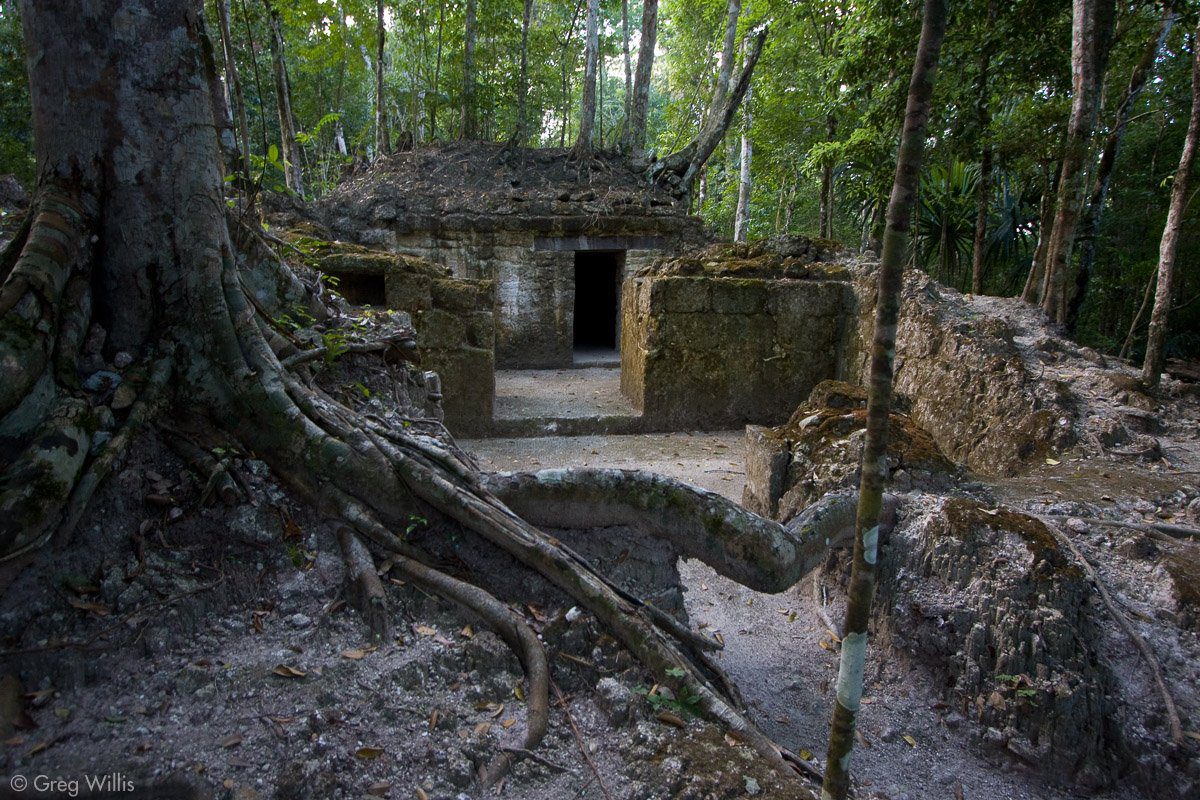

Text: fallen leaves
xmin=654 ymin=711 xmax=685 ymax=729
xmin=219 ymin=733 xmax=243 ymax=749
xmin=355 ymin=746 xmax=385 ymax=760
xmin=271 ymin=664 xmax=306 ymax=679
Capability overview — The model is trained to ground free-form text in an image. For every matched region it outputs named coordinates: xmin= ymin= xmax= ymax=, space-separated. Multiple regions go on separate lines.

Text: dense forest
xmin=0 ymin=0 xmax=1197 ymax=360
xmin=1 ymin=2 xmax=1199 ymax=799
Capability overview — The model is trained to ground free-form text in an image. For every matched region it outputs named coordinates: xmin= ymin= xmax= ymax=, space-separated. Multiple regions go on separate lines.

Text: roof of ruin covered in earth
xmin=317 ymin=141 xmax=708 ymax=238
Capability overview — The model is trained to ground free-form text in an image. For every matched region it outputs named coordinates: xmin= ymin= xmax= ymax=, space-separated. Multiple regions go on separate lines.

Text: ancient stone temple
xmin=318 ymin=143 xmax=705 ymax=370
xmin=301 ymin=144 xmax=851 ymax=437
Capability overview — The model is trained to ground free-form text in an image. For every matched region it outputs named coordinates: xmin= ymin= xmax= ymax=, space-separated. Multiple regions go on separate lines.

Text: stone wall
xmin=620 ymin=275 xmax=850 ymax=429
xmin=324 ymin=226 xmax=698 ymax=369
xmin=299 ymin=236 xmax=496 ymax=436
xmin=843 ymin=267 xmax=1076 ymax=477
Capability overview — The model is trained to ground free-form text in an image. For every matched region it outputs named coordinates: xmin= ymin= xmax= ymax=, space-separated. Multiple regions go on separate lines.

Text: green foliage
xmin=0 ymin=0 xmax=1193 ymax=357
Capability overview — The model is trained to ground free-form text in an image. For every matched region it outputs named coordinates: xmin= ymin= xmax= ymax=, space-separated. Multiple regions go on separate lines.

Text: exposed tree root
xmin=1046 ymin=519 xmax=1184 ymax=746
xmin=336 ymin=527 xmax=392 ymax=642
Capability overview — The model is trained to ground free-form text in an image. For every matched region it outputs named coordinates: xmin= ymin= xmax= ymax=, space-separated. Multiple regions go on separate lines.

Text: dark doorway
xmin=329 ymin=272 xmax=386 ymax=307
xmin=573 ymin=251 xmax=623 ymax=356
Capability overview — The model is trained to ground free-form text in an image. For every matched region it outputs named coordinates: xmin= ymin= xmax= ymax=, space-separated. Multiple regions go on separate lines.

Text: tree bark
xmin=461 ymin=0 xmax=477 ymax=139
xmin=623 ymin=0 xmax=658 ymax=154
xmin=573 ymin=0 xmax=600 ymax=156
xmin=1067 ymin=8 xmax=1176 ymax=332
xmin=1041 ymin=0 xmax=1114 ymax=322
xmin=821 ymin=1 xmax=947 ymax=797
xmin=1142 ymin=21 xmax=1200 ymax=390
xmin=733 ymin=36 xmax=753 ymax=242
xmin=374 ymin=0 xmax=390 ymax=157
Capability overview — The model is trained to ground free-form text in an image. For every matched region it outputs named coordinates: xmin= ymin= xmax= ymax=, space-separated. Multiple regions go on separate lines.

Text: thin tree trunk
xmin=1022 ymin=162 xmax=1057 ymax=301
xmin=970 ymin=2 xmax=996 ymax=295
xmin=514 ymin=0 xmax=533 ymax=146
xmin=622 ymin=0 xmax=632 ymax=124
xmin=264 ymin=0 xmax=303 ymax=195
xmin=734 ymin=36 xmax=753 ymax=243
xmin=461 ymin=0 xmax=477 ymax=139
xmin=623 ymin=0 xmax=658 ymax=153
xmin=217 ymin=0 xmax=252 ymax=191
xmin=1041 ymin=0 xmax=1114 ymax=322
xmin=819 ymin=116 xmax=836 ymax=239
xmin=1120 ymin=273 xmax=1156 ymax=360
xmin=1142 ymin=23 xmax=1200 ymax=389
xmin=573 ymin=0 xmax=600 ymax=156
xmin=375 ymin=0 xmax=390 ymax=157
xmin=431 ymin=0 xmax=445 ymax=139
xmin=1067 ymin=8 xmax=1176 ymax=332
xmin=560 ymin=0 xmax=584 ymax=148
xmin=821 ymin=1 xmax=947 ymax=798
xmin=708 ymin=0 xmax=742 ymax=121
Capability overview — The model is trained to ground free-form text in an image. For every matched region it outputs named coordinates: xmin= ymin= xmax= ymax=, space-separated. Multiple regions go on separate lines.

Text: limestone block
xmin=385 ymin=273 xmax=432 ymax=311
xmin=416 ymin=308 xmax=467 ymax=349
xmin=431 ymin=277 xmax=485 ymax=313
xmin=711 ymin=279 xmax=768 ymax=314
xmin=464 ymin=311 xmax=495 ymax=349
xmin=741 ymin=426 xmax=790 ymax=519
xmin=654 ymin=277 xmax=710 ymax=313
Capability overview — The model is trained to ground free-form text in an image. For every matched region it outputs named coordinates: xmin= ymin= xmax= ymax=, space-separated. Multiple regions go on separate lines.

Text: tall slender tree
xmin=623 ymin=0 xmax=658 ymax=153
xmin=1067 ymin=8 xmax=1177 ymax=331
xmin=374 ymin=0 xmax=390 ymax=158
xmin=622 ymin=0 xmax=632 ymax=124
xmin=573 ymin=0 xmax=600 ymax=155
xmin=514 ymin=0 xmax=534 ymax=146
xmin=733 ymin=34 xmax=753 ymax=242
xmin=263 ymin=0 xmax=303 ymax=195
xmin=1142 ymin=22 xmax=1200 ymax=390
xmin=1040 ymin=0 xmax=1114 ymax=322
xmin=461 ymin=0 xmax=478 ymax=139
xmin=821 ymin=1 xmax=948 ymax=798
xmin=970 ymin=0 xmax=997 ymax=295
xmin=216 ymin=0 xmax=251 ymax=187
xmin=707 ymin=0 xmax=742 ymax=122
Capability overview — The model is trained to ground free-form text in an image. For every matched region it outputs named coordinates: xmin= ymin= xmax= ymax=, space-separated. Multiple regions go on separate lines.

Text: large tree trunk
xmin=1066 ymin=8 xmax=1176 ymax=332
xmin=5 ymin=0 xmax=819 ymax=791
xmin=461 ymin=0 xmax=477 ymax=139
xmin=1142 ymin=21 xmax=1200 ymax=390
xmin=1040 ymin=0 xmax=1114 ymax=323
xmin=263 ymin=0 xmax=304 ymax=195
xmin=622 ymin=0 xmax=657 ymax=154
xmin=374 ymin=0 xmax=390 ymax=157
xmin=821 ymin=0 xmax=947 ymax=797
xmin=572 ymin=0 xmax=600 ymax=156
xmin=733 ymin=36 xmax=753 ymax=242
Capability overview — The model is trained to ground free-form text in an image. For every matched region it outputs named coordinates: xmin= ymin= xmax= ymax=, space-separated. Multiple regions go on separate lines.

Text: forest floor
xmin=0 ymin=185 xmax=1198 ymax=799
